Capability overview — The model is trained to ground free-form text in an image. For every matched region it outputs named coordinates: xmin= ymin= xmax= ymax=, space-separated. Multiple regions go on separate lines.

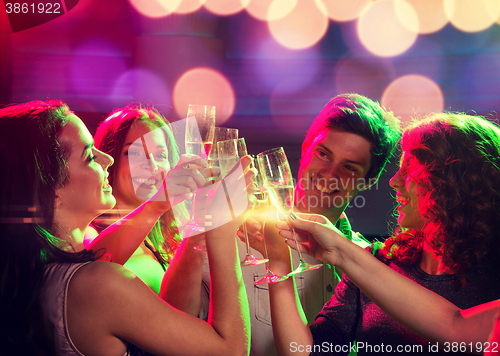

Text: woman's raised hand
xmin=150 ymin=154 xmax=217 ymax=210
xmin=276 ymin=212 xmax=349 ymax=264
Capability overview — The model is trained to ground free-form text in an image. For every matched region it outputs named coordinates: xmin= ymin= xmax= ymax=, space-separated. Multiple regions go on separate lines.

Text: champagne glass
xmin=217 ymin=140 xmax=268 ymax=266
xmin=209 ymin=127 xmax=238 ymax=181
xmin=253 ymin=155 xmax=287 ymax=284
xmin=183 ymin=104 xmax=216 ymax=232
xmin=217 ymin=138 xmax=246 ymax=178
xmin=257 ymin=147 xmax=322 ymax=276
xmin=185 ymin=104 xmax=215 ymax=158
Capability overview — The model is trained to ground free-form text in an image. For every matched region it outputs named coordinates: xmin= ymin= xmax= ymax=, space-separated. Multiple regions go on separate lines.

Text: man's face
xmin=295 ymin=128 xmax=373 ymax=218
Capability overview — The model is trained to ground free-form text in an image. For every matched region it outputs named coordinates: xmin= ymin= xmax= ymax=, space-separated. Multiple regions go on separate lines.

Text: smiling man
xmin=239 ymin=93 xmax=400 ymax=356
xmin=295 ymin=93 xmax=399 ymax=224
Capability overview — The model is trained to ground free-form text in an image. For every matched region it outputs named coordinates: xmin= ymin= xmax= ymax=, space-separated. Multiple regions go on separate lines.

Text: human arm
xmin=68 ymin=156 xmax=255 ymax=356
xmin=160 ymin=231 xmax=207 ymax=316
xmin=236 ymin=206 xmax=312 ymax=356
xmin=278 ymin=213 xmax=500 ymax=353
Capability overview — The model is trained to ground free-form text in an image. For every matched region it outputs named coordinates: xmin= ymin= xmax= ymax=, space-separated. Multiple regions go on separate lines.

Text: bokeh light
xmin=454 ymin=52 xmax=500 ymax=113
xmin=333 ymin=56 xmax=396 ymax=100
xmin=203 ymin=0 xmax=251 ymax=16
xmin=128 ymin=0 xmax=182 ymax=18
xmin=252 ymin=40 xmax=321 ymax=91
xmin=174 ymin=0 xmax=206 ymax=14
xmin=69 ymin=40 xmax=126 ymax=97
xmin=173 ymin=68 xmax=235 ymax=123
xmin=111 ymin=69 xmax=171 ymax=115
xmin=268 ymin=0 xmax=329 ymax=50
xmin=245 ymin=0 xmax=274 ymax=21
xmin=320 ymin=0 xmax=371 ymax=22
xmin=269 ymin=81 xmax=318 ymax=135
xmin=444 ymin=0 xmax=500 ymax=33
xmin=381 ymin=75 xmax=444 ymax=127
xmin=357 ymin=0 xmax=418 ymax=57
xmin=401 ymin=0 xmax=448 ymax=34
xmin=246 ymin=0 xmax=297 ymax=21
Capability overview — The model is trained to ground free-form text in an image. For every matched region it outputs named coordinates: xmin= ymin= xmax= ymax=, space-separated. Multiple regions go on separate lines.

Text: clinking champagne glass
xmin=253 ymin=155 xmax=287 ymax=284
xmin=185 ymin=104 xmax=215 ymax=158
xmin=217 ymin=140 xmax=268 ymax=266
xmin=257 ymin=147 xmax=323 ymax=276
xmin=217 ymin=138 xmax=246 ymax=178
xmin=183 ymin=104 xmax=216 ymax=233
xmin=209 ymin=127 xmax=238 ymax=180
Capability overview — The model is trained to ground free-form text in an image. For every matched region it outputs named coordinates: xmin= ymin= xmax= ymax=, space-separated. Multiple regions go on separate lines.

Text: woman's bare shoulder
xmin=69 ymin=261 xmax=138 ymax=301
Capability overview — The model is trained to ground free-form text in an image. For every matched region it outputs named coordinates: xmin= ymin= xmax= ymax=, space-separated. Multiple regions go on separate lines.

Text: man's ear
xmin=54 ymin=192 xmax=62 ymax=208
xmin=54 ymin=183 xmax=64 ymax=208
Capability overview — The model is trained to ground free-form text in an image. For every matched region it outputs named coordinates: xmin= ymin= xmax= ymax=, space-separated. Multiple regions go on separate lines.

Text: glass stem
xmin=290 ymin=226 xmax=306 ymax=263
xmin=189 ymin=193 xmax=196 ymax=222
xmin=261 ymin=219 xmax=272 ymax=274
xmin=243 ymin=223 xmax=251 ymax=255
xmin=259 ymin=201 xmax=272 ymax=274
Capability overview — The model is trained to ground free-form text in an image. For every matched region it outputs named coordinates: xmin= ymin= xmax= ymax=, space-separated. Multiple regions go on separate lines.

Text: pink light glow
xmin=173 ymin=68 xmax=235 ymax=124
xmin=444 ymin=0 xmax=500 ymax=33
xmin=268 ymin=0 xmax=329 ymax=50
xmin=203 ymin=0 xmax=250 ymax=16
xmin=381 ymin=75 xmax=444 ymax=127
xmin=321 ymin=0 xmax=371 ymax=22
xmin=128 ymin=0 xmax=181 ymax=18
xmin=357 ymin=0 xmax=418 ymax=57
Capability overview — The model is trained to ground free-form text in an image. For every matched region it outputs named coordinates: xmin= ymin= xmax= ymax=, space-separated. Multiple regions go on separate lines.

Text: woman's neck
xmin=112 ymin=199 xmax=139 ymax=220
xmin=419 ymin=240 xmax=454 ymax=275
xmin=52 ymin=221 xmax=87 ymax=252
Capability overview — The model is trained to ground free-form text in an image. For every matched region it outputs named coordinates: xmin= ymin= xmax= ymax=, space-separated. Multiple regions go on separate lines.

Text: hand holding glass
xmin=252 ymin=155 xmax=287 ymax=284
xmin=183 ymin=104 xmax=216 ymax=233
xmin=217 ymin=140 xmax=268 ymax=266
xmin=257 ymin=147 xmax=322 ymax=276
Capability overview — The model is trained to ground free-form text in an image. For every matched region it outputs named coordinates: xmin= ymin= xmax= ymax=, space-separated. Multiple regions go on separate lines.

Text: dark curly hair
xmin=302 ymin=93 xmax=401 ymax=182
xmin=0 ymin=100 xmax=102 ymax=355
xmin=93 ymin=103 xmax=187 ymax=266
xmin=383 ymin=112 xmax=500 ymax=281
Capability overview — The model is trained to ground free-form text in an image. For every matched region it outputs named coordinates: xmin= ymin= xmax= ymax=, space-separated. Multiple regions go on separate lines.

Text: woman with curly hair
xmin=382 ymin=112 xmax=500 ymax=283
xmin=0 ymin=99 xmax=253 ymax=355
xmin=268 ymin=112 xmax=500 ymax=355
xmin=85 ymin=105 xmax=211 ymax=316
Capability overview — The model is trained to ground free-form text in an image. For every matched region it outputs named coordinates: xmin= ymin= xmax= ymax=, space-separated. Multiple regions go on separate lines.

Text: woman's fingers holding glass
xmin=237 ymin=216 xmax=266 ymax=255
xmin=236 ymin=226 xmax=263 ymax=243
xmin=200 ymin=166 xmax=221 ymax=186
xmin=161 ymin=175 xmax=197 ymax=199
xmin=289 ymin=212 xmax=331 ymax=225
xmin=278 ymin=213 xmax=348 ymax=257
xmin=276 ymin=220 xmax=309 ymax=242
xmin=168 ymin=167 xmax=207 ymax=189
xmin=245 ymin=215 xmax=262 ymax=232
xmin=276 ymin=219 xmax=319 ymax=258
xmin=177 ymin=153 xmax=208 ymax=168
xmin=284 ymin=237 xmax=313 ymax=256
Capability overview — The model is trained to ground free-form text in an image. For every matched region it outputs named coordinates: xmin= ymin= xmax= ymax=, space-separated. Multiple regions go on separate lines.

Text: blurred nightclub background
xmin=2 ymin=0 xmax=500 ymax=239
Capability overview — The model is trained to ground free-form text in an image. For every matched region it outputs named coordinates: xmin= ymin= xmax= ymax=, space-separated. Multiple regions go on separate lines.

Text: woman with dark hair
xmin=0 ymin=100 xmax=253 ymax=355
xmin=86 ymin=104 xmax=210 ymax=315
xmin=266 ymin=112 xmax=500 ymax=355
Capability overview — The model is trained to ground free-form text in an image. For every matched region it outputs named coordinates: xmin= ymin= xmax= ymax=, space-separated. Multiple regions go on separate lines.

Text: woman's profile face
xmin=389 ymin=153 xmax=424 ymax=231
xmin=115 ymin=120 xmax=170 ymax=206
xmin=55 ymin=114 xmax=116 ymax=220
